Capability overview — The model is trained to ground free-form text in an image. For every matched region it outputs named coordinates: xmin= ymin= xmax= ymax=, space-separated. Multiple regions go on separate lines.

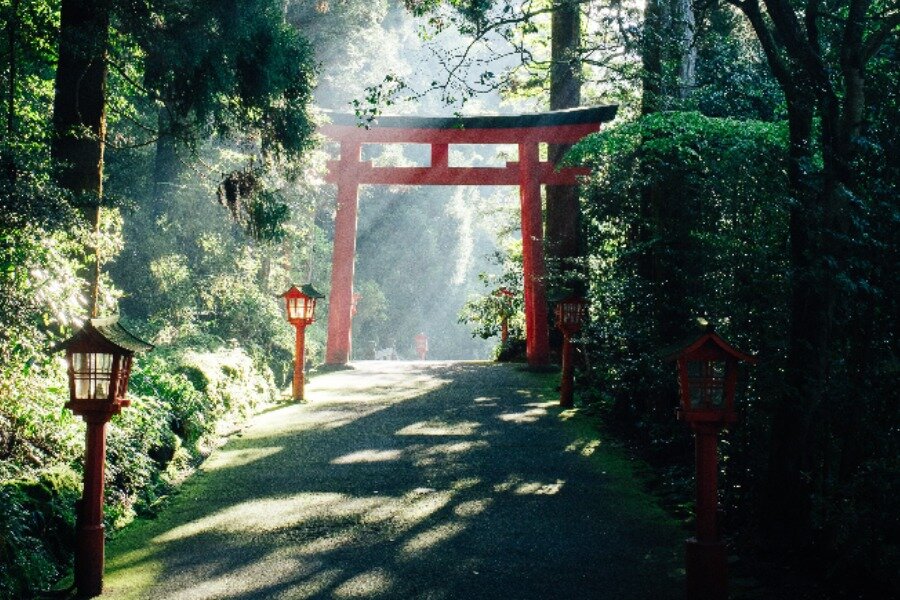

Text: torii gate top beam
xmin=320 ymin=105 xmax=617 ymax=144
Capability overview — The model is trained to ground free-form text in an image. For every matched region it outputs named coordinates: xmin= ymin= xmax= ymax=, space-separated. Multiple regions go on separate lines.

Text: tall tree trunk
xmin=673 ymin=0 xmax=697 ymax=99
xmin=768 ymin=77 xmax=859 ymax=551
xmin=763 ymin=93 xmax=822 ymax=548
xmin=51 ymin=0 xmax=110 ymax=317
xmin=641 ymin=0 xmax=665 ymax=115
xmin=544 ymin=0 xmax=582 ymax=360
xmin=636 ymin=0 xmax=664 ymax=319
xmin=152 ymin=108 xmax=184 ymax=216
xmin=638 ymin=0 xmax=695 ymax=326
xmin=545 ymin=0 xmax=582 ymax=299
xmin=641 ymin=0 xmax=696 ymax=110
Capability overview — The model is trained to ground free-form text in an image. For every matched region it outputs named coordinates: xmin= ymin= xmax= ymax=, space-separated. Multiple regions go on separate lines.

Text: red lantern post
xmin=58 ymin=317 xmax=153 ymax=598
xmin=554 ymin=295 xmax=588 ymax=408
xmin=281 ymin=284 xmax=324 ymax=401
xmin=414 ymin=332 xmax=428 ymax=360
xmin=666 ymin=328 xmax=756 ymax=600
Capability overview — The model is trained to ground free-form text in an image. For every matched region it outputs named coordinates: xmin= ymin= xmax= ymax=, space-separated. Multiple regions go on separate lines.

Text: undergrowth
xmin=0 ymin=343 xmax=278 ymax=597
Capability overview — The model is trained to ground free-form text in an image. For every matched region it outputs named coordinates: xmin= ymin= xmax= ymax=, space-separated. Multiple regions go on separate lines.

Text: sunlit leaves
xmin=458 ymin=247 xmax=525 ymax=341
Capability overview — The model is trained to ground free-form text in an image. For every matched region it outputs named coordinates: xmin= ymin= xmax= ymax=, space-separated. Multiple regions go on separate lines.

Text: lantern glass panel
xmin=686 ymin=360 xmax=726 ymax=409
xmin=72 ymin=352 xmax=115 ymax=400
xmin=289 ymin=297 xmax=314 ymax=322
xmin=115 ymin=355 xmax=132 ymax=399
xmin=561 ymin=303 xmax=579 ymax=325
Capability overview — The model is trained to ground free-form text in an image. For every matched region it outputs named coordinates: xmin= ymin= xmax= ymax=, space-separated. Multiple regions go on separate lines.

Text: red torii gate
xmin=320 ymin=105 xmax=617 ymax=367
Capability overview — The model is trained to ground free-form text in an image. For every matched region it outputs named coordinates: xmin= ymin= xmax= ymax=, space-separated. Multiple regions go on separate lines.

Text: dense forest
xmin=0 ymin=0 xmax=897 ymax=598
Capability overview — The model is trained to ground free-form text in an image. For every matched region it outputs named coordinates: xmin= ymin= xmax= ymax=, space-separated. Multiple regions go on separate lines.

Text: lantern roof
xmin=58 ymin=316 xmax=154 ymax=354
xmin=664 ymin=328 xmax=756 ymax=364
xmin=280 ymin=283 xmax=325 ymax=299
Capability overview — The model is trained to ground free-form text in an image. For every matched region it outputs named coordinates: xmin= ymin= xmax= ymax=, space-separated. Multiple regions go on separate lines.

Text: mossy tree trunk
xmin=51 ymin=0 xmax=110 ymax=317
xmin=545 ymin=0 xmax=582 ymax=356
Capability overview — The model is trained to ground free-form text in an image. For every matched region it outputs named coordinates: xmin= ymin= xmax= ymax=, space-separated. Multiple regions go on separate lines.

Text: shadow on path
xmin=104 ymin=361 xmax=683 ymax=599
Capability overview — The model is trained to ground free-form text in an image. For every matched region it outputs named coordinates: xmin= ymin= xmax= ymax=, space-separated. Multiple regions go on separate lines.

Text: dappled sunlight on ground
xmin=158 ymin=548 xmax=311 ymax=600
xmin=151 ymin=493 xmax=378 ymax=543
xmin=565 ymin=438 xmax=603 ymax=457
xmin=497 ymin=406 xmax=549 ymax=423
xmin=452 ymin=498 xmax=491 ymax=517
xmin=400 ymin=521 xmax=466 ymax=558
xmin=513 ymin=479 xmax=566 ymax=495
xmin=331 ymin=568 xmax=396 ymax=599
xmin=310 ymin=361 xmax=454 ymax=400
xmin=200 ymin=446 xmax=282 ymax=471
xmin=243 ymin=361 xmax=452 ymax=440
xmin=395 ymin=420 xmax=481 ymax=436
xmin=104 ymin=361 xmax=683 ymax=600
xmin=491 ymin=474 xmax=525 ymax=493
xmin=331 ymin=449 xmax=403 ymax=464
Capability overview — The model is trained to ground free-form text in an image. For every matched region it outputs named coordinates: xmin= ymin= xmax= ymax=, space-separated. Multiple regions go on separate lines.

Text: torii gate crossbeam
xmin=320 ymin=105 xmax=617 ymax=367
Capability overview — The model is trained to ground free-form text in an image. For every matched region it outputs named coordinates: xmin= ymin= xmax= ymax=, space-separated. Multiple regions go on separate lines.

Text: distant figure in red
xmin=414 ymin=332 xmax=428 ymax=360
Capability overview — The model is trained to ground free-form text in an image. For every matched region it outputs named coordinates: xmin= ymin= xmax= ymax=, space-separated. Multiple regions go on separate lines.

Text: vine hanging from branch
xmin=217 ymin=167 xmax=290 ymax=244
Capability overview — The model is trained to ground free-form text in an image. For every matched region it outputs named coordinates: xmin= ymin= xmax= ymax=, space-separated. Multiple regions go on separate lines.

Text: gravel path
xmin=104 ymin=361 xmax=683 ymax=599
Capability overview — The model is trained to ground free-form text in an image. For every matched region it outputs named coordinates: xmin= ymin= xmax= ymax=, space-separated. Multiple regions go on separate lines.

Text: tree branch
xmin=862 ymin=11 xmax=900 ymax=61
xmin=730 ymin=0 xmax=797 ymax=96
xmin=762 ymin=0 xmax=836 ymax=103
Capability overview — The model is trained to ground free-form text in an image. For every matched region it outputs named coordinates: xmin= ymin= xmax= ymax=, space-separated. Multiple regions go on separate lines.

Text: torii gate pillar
xmin=518 ymin=142 xmax=549 ymax=365
xmin=320 ymin=106 xmax=617 ymax=367
xmin=325 ymin=142 xmax=360 ymax=365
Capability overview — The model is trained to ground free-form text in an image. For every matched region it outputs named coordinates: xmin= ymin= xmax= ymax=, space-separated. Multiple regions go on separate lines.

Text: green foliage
xmin=217 ymin=168 xmax=291 ymax=243
xmin=573 ymin=105 xmax=899 ymax=592
xmin=130 ymin=359 xmax=205 ymax=446
xmin=693 ymin=6 xmax=784 ymax=120
xmin=571 ymin=108 xmax=790 ymax=502
xmin=458 ymin=248 xmax=524 ymax=343
xmin=110 ymin=165 xmax=297 ymax=370
xmin=103 ymin=344 xmax=276 ymax=528
xmin=0 ymin=466 xmax=80 ymax=597
xmin=0 ymin=141 xmax=88 ymax=378
xmin=129 ymin=345 xmax=276 ymax=454
xmin=350 ymin=279 xmax=389 ymax=343
xmin=117 ymin=0 xmax=317 ymax=160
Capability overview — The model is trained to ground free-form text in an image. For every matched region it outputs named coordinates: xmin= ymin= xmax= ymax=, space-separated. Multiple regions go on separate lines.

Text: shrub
xmin=0 ymin=466 xmax=81 ymax=597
